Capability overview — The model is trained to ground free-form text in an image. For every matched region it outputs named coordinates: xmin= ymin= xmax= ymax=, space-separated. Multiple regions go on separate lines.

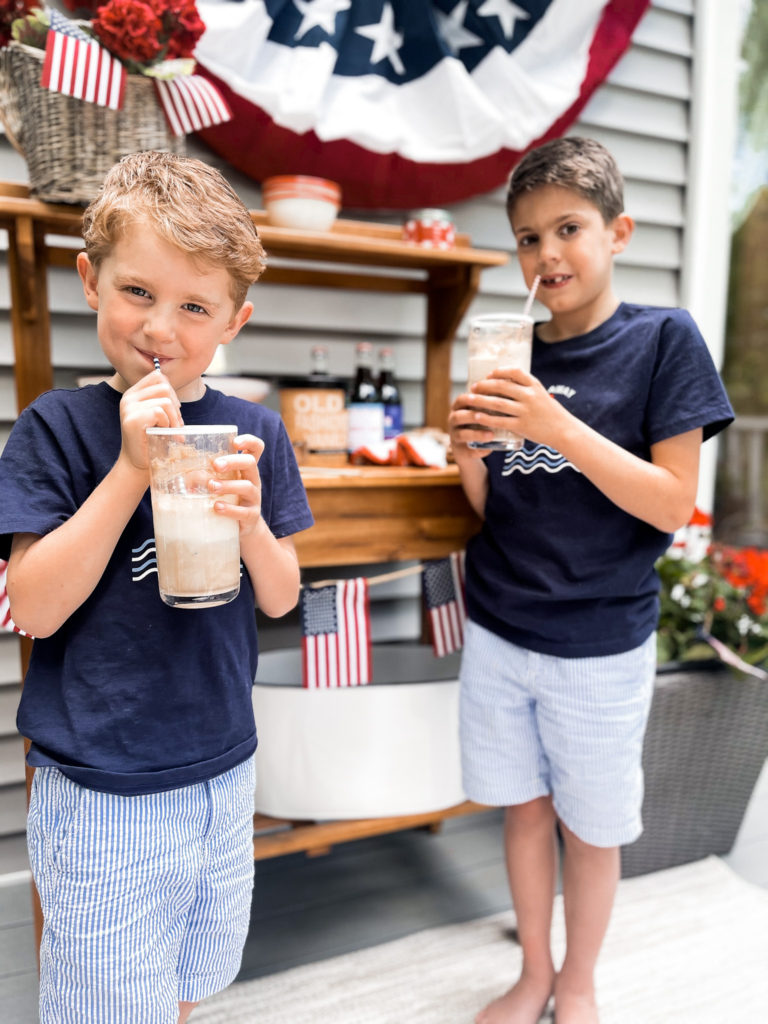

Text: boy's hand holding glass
xmin=209 ymin=433 xmax=266 ymax=539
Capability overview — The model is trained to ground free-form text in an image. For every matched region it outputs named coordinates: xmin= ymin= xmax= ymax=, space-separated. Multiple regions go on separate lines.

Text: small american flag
xmin=300 ymin=578 xmax=371 ymax=688
xmin=155 ymin=75 xmax=232 ymax=137
xmin=0 ymin=559 xmax=31 ymax=637
xmin=41 ymin=10 xmax=126 ymax=110
xmin=423 ymin=552 xmax=466 ymax=657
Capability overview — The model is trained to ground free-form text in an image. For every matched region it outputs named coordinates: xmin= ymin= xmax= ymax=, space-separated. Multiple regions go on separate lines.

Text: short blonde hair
xmin=82 ymin=151 xmax=266 ymax=308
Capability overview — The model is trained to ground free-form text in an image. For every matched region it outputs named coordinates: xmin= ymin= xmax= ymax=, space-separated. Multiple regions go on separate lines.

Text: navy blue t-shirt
xmin=0 ymin=382 xmax=314 ymax=793
xmin=466 ymin=303 xmax=734 ymax=657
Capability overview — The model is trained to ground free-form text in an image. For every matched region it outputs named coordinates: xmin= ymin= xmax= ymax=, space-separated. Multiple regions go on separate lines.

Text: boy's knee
xmin=506 ymin=795 xmax=556 ymax=833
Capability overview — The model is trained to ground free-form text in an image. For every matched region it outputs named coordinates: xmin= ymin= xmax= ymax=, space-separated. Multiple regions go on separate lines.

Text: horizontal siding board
xmin=652 ymin=0 xmax=693 ymax=16
xmin=0 ymin=783 xmax=27 ymax=834
xmin=0 ymin=642 xmax=21 ymax=684
xmin=0 ymin=685 xmax=20 ymax=733
xmin=0 ymin=735 xmax=25 ymax=787
xmin=607 ymin=46 xmax=691 ymax=98
xmin=632 ymin=7 xmax=693 ymax=56
xmin=579 ymin=84 xmax=688 ymax=141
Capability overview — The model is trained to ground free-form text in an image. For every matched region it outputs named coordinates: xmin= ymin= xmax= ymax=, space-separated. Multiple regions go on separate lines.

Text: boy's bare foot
xmin=553 ymin=973 xmax=599 ymax=1024
xmin=475 ymin=970 xmax=554 ymax=1024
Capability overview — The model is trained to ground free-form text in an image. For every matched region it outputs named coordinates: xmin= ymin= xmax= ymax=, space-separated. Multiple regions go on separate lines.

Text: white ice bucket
xmin=252 ymin=643 xmax=465 ymax=819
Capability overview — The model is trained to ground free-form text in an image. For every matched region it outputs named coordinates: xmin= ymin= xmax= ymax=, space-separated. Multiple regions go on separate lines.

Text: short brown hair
xmin=82 ymin=151 xmax=266 ymax=309
xmin=506 ymin=137 xmax=624 ymax=224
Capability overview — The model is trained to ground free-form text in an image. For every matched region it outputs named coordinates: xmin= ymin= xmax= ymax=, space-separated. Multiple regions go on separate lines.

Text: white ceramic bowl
xmin=203 ymin=375 xmax=270 ymax=403
xmin=262 ymin=175 xmax=341 ymax=231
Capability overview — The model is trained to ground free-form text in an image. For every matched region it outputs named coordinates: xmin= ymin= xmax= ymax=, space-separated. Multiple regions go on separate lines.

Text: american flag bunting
xmin=41 ymin=10 xmax=126 ymax=110
xmin=193 ymin=0 xmax=651 ymax=207
xmin=300 ymin=578 xmax=371 ymax=688
xmin=154 ymin=75 xmax=232 ymax=137
xmin=423 ymin=551 xmax=466 ymax=657
xmin=0 ymin=559 xmax=31 ymax=637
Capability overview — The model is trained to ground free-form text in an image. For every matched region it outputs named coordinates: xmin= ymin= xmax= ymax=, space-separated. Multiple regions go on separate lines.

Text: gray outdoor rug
xmin=189 ymin=856 xmax=768 ymax=1024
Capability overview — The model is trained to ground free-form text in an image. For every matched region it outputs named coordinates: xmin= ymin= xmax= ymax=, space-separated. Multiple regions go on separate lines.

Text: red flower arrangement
xmin=657 ymin=513 xmax=768 ymax=671
xmin=5 ymin=0 xmax=205 ymax=73
xmin=91 ymin=0 xmax=204 ymax=68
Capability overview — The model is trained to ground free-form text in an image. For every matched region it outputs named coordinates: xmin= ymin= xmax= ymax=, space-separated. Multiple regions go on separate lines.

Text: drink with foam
xmin=147 ymin=426 xmax=240 ymax=608
xmin=467 ymin=313 xmax=533 ymax=451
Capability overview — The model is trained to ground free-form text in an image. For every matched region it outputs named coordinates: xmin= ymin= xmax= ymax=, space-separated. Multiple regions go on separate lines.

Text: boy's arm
xmin=447 ymin=395 xmax=492 ymax=519
xmin=240 ymin=527 xmax=301 ymax=618
xmin=7 ymin=369 xmax=182 ymax=637
xmin=8 ymin=460 xmax=149 ymax=637
xmin=468 ymin=368 xmax=701 ymax=533
xmin=555 ymin=420 xmax=701 ymax=532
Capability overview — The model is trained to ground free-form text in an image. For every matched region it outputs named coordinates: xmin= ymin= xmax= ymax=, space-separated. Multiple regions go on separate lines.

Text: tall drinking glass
xmin=146 ymin=426 xmax=240 ymax=608
xmin=467 ymin=313 xmax=534 ymax=452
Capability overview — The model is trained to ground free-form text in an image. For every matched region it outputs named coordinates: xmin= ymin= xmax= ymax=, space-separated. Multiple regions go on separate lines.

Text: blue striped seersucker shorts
xmin=459 ymin=621 xmax=657 ymax=847
xmin=27 ymin=755 xmax=256 ymax=1024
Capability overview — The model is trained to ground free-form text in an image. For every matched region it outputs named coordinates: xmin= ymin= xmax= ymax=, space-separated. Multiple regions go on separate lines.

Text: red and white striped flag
xmin=41 ymin=10 xmax=125 ymax=111
xmin=300 ymin=578 xmax=371 ymax=688
xmin=0 ymin=559 xmax=31 ymax=637
xmin=154 ymin=75 xmax=232 ymax=137
xmin=423 ymin=551 xmax=466 ymax=658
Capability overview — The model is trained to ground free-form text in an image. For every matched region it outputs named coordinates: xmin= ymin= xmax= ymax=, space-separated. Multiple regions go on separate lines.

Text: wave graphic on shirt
xmin=132 ymin=538 xmax=158 ymax=581
xmin=501 ymin=445 xmax=581 ymax=477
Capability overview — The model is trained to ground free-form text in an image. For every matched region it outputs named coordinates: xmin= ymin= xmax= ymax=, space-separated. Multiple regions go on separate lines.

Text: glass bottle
xmin=347 ymin=342 xmax=384 ymax=451
xmin=377 ymin=347 xmax=403 ymax=439
xmin=310 ymin=344 xmax=330 ymax=378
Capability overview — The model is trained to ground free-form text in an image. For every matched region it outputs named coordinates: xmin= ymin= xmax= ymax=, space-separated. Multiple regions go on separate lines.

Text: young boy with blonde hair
xmin=449 ymin=136 xmax=733 ymax=1024
xmin=0 ymin=151 xmax=313 ymax=1023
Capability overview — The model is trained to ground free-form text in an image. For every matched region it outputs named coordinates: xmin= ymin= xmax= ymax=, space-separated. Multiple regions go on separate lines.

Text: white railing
xmin=718 ymin=416 xmax=768 ymax=544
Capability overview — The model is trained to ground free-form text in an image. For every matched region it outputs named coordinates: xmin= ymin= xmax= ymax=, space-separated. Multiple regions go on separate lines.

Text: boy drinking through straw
xmin=0 ymin=152 xmax=313 ymax=1023
xmin=448 ymin=137 xmax=733 ymax=1024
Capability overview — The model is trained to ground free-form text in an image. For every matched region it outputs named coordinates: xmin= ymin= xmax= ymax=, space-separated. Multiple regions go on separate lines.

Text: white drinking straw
xmin=522 ymin=275 xmax=541 ymax=318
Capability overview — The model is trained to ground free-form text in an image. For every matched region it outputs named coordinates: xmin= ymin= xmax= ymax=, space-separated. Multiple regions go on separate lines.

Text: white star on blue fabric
xmin=356 ymin=3 xmax=405 ymax=75
xmin=435 ymin=0 xmax=484 ymax=55
xmin=477 ymin=0 xmax=531 ymax=40
xmin=293 ymin=0 xmax=351 ymax=40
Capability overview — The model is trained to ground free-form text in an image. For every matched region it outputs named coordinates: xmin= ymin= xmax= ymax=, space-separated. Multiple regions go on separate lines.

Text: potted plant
xmin=0 ymin=0 xmax=224 ymax=204
xmin=622 ymin=517 xmax=768 ymax=877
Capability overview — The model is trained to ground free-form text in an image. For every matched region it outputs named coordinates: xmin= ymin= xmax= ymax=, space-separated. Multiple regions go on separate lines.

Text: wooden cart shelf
xmin=2 ymin=182 xmax=506 ymax=866
xmin=296 ymin=464 xmax=480 ymax=567
xmin=252 ymin=801 xmax=493 ymax=860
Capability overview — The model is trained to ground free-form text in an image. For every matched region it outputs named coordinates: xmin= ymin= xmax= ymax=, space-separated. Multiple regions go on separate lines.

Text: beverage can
xmin=402 ymin=209 xmax=456 ymax=250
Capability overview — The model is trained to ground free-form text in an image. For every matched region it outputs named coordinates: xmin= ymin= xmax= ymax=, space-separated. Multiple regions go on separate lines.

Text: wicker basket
xmin=621 ymin=661 xmax=768 ymax=877
xmin=0 ymin=41 xmax=185 ymax=205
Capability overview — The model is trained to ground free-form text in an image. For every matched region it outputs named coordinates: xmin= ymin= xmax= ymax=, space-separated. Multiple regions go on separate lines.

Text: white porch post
xmin=680 ymin=0 xmax=742 ymax=515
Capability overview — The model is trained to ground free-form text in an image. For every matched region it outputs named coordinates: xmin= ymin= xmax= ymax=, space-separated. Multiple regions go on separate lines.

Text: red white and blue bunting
xmin=194 ymin=0 xmax=650 ymax=208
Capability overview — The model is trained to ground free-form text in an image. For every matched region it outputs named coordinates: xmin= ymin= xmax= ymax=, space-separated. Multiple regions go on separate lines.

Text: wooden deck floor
xmin=2 ymin=760 xmax=767 ymax=1023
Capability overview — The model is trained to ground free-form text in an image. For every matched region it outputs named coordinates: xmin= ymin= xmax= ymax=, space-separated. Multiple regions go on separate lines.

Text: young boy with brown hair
xmin=0 ymin=151 xmax=313 ymax=1023
xmin=449 ymin=136 xmax=733 ymax=1023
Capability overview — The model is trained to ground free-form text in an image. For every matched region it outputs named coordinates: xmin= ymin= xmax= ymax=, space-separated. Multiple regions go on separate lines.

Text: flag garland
xmin=298 ymin=555 xmax=467 ymax=687
xmin=422 ymin=551 xmax=467 ymax=657
xmin=300 ymin=577 xmax=372 ymax=688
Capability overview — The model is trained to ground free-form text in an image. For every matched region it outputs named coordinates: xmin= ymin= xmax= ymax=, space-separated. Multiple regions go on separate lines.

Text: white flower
xmin=737 ymin=614 xmax=753 ymax=636
xmin=670 ymin=583 xmax=691 ymax=607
